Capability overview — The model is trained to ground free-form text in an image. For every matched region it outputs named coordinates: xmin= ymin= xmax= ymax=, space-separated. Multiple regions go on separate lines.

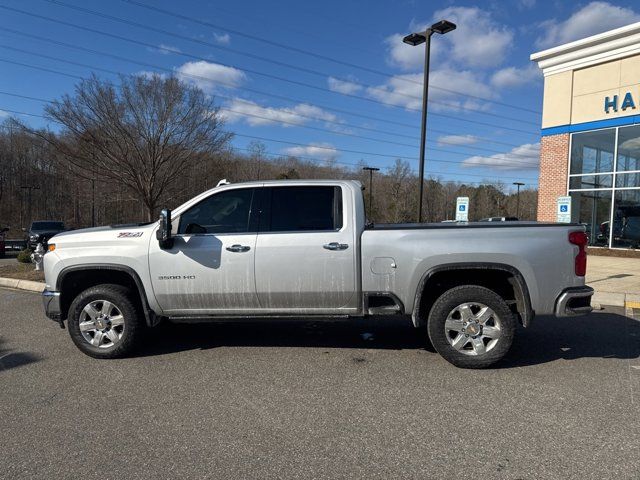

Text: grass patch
xmin=0 ymin=261 xmax=45 ymax=282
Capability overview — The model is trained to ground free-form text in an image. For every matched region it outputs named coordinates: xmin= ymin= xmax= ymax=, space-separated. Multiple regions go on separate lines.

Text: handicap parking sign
xmin=455 ymin=197 xmax=469 ymax=221
xmin=557 ymin=196 xmax=571 ymax=223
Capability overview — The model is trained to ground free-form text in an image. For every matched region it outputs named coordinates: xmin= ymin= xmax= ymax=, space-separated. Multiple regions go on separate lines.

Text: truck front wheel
xmin=427 ymin=285 xmax=515 ymax=369
xmin=67 ymin=284 xmax=143 ymax=359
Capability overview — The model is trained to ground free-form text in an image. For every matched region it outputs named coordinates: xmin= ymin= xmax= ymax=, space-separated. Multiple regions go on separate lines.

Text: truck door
xmin=254 ymin=185 xmax=357 ymax=312
xmin=149 ymin=187 xmax=260 ymax=314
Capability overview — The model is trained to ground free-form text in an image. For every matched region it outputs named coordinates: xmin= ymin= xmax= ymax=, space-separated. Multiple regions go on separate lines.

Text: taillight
xmin=569 ymin=231 xmax=588 ymax=276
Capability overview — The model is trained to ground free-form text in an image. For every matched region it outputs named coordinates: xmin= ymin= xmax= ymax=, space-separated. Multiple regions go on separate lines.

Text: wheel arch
xmin=57 ymin=264 xmax=158 ymax=327
xmin=411 ymin=262 xmax=533 ymax=328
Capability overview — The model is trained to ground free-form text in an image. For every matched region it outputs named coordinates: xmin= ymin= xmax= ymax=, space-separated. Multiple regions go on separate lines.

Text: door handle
xmin=323 ymin=242 xmax=349 ymax=251
xmin=226 ymin=244 xmax=251 ymax=252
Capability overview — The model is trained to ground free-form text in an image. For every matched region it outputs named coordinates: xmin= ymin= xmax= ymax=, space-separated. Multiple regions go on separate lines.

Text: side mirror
xmin=156 ymin=208 xmax=174 ymax=249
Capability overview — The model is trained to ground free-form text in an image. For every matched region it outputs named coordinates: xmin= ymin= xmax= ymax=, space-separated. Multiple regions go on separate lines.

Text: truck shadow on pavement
xmin=0 ymin=337 xmax=41 ymax=372
xmin=135 ymin=310 xmax=640 ymax=368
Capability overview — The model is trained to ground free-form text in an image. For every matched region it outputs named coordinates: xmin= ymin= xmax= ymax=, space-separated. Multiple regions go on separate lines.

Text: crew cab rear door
xmin=254 ymin=185 xmax=358 ymax=312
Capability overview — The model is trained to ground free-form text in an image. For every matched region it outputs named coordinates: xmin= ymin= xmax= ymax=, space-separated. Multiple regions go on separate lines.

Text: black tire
xmin=427 ymin=285 xmax=515 ymax=369
xmin=67 ymin=284 xmax=143 ymax=359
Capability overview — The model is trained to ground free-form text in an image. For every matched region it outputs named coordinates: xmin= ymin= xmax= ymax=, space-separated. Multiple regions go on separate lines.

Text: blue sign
xmin=455 ymin=196 xmax=469 ymax=221
xmin=604 ymin=91 xmax=636 ymax=114
xmin=557 ymin=196 xmax=571 ymax=223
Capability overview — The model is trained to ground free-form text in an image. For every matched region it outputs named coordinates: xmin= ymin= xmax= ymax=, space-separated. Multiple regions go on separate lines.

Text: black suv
xmin=26 ymin=221 xmax=66 ymax=250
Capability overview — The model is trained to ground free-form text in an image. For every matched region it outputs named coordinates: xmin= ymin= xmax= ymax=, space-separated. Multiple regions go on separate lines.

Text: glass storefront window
xmin=611 ymin=189 xmax=640 ymax=249
xmin=570 ymin=129 xmax=615 ymax=174
xmin=569 ymin=190 xmax=612 ymax=246
xmin=569 ymin=126 xmax=640 ymax=249
xmin=569 ymin=175 xmax=612 ymax=189
xmin=616 ymin=172 xmax=640 ymax=188
xmin=616 ymin=125 xmax=640 ymax=172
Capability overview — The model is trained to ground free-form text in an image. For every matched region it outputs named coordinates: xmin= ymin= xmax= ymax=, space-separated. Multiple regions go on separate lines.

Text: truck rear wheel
xmin=67 ymin=284 xmax=143 ymax=359
xmin=427 ymin=285 xmax=515 ymax=369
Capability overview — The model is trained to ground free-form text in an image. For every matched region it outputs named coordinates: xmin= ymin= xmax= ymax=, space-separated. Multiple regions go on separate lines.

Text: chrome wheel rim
xmin=444 ymin=302 xmax=501 ymax=356
xmin=79 ymin=300 xmax=125 ymax=349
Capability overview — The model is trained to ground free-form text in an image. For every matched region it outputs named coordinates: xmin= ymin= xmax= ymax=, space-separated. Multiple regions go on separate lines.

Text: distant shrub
xmin=17 ymin=249 xmax=33 ymax=263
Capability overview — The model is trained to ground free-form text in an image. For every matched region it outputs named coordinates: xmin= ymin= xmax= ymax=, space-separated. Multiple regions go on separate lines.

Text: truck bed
xmin=369 ymin=222 xmax=583 ymax=230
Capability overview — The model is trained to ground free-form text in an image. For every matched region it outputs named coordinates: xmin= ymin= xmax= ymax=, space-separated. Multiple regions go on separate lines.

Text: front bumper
xmin=555 ymin=286 xmax=594 ymax=317
xmin=42 ymin=290 xmax=61 ymax=321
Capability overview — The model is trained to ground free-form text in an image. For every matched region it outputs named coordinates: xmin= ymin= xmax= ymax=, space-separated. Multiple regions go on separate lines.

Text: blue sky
xmin=1 ymin=0 xmax=640 ymax=191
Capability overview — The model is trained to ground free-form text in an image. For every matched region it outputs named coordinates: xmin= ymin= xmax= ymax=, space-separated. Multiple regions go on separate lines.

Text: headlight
xmin=29 ymin=234 xmax=39 ymax=241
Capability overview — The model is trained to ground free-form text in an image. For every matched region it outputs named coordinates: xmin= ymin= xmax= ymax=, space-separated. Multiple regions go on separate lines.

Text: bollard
xmin=32 ymin=243 xmax=45 ymax=271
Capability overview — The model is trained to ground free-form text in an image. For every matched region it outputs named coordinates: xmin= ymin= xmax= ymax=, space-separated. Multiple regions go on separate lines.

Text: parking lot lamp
xmin=362 ymin=166 xmax=380 ymax=220
xmin=403 ymin=20 xmax=456 ymax=223
xmin=513 ymin=182 xmax=525 ymax=219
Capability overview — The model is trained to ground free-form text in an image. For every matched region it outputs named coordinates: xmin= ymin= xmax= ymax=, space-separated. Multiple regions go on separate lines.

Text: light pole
xmin=403 ymin=20 xmax=456 ymax=223
xmin=362 ymin=166 xmax=380 ymax=219
xmin=513 ymin=182 xmax=525 ymax=219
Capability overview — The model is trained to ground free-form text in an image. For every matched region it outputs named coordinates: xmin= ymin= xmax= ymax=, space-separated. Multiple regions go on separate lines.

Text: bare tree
xmin=39 ymin=74 xmax=231 ymax=220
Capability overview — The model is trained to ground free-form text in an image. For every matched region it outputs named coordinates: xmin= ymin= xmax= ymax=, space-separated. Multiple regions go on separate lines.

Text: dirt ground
xmin=0 ymin=261 xmax=45 ymax=281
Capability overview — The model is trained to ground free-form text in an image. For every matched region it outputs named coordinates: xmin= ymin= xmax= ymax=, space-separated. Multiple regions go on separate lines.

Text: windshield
xmin=31 ymin=221 xmax=64 ymax=230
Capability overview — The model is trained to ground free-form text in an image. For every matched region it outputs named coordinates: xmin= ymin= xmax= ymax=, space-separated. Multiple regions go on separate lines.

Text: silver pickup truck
xmin=42 ymin=179 xmax=593 ymax=368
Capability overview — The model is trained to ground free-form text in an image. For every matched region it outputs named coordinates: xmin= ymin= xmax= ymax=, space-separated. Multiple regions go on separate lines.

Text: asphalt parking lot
xmin=1 ymin=288 xmax=639 ymax=479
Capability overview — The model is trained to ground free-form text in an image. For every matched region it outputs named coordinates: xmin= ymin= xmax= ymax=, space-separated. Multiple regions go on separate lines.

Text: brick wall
xmin=537 ymin=133 xmax=570 ymax=221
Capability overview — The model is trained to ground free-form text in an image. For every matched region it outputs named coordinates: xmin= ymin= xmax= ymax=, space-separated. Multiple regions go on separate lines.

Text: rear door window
xmin=262 ymin=186 xmax=343 ymax=232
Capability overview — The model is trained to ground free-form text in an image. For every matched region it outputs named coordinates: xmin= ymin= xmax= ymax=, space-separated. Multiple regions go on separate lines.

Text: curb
xmin=0 ymin=277 xmax=45 ymax=293
xmin=592 ymin=291 xmax=640 ymax=309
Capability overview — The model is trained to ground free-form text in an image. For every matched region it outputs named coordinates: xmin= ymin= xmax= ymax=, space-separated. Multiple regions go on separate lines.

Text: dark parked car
xmin=478 ymin=216 xmax=519 ymax=222
xmin=25 ymin=221 xmax=66 ymax=250
xmin=0 ymin=227 xmax=8 ymax=258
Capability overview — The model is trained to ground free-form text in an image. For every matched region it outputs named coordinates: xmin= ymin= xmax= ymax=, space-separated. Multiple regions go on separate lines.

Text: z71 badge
xmin=117 ymin=232 xmax=143 ymax=238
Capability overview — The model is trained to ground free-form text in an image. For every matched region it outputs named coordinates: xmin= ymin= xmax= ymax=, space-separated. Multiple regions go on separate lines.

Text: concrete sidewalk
xmin=587 ymin=255 xmax=640 ymax=308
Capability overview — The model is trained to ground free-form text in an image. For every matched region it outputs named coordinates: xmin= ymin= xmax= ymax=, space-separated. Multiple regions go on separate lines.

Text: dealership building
xmin=531 ymin=22 xmax=640 ymax=249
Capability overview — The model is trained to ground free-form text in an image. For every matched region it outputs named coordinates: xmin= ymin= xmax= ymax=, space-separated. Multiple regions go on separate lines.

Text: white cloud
xmin=327 ymin=76 xmax=362 ymax=94
xmin=537 ymin=2 xmax=640 ymax=48
xmin=387 ymin=7 xmax=513 ymax=70
xmin=436 ymin=6 xmax=514 ymax=68
xmin=222 ymin=99 xmax=337 ymax=127
xmin=283 ymin=142 xmax=338 ymax=161
xmin=175 ymin=61 xmax=246 ymax=92
xmin=213 ymin=33 xmax=231 ymax=45
xmin=437 ymin=134 xmax=479 ymax=147
xmin=519 ymin=0 xmax=535 ymax=9
xmin=463 ymin=143 xmax=540 ymax=170
xmin=0 ymin=110 xmax=9 ymax=118
xmin=157 ymin=44 xmax=181 ymax=55
xmin=367 ymin=68 xmax=494 ymax=111
xmin=491 ymin=64 xmax=540 ymax=88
